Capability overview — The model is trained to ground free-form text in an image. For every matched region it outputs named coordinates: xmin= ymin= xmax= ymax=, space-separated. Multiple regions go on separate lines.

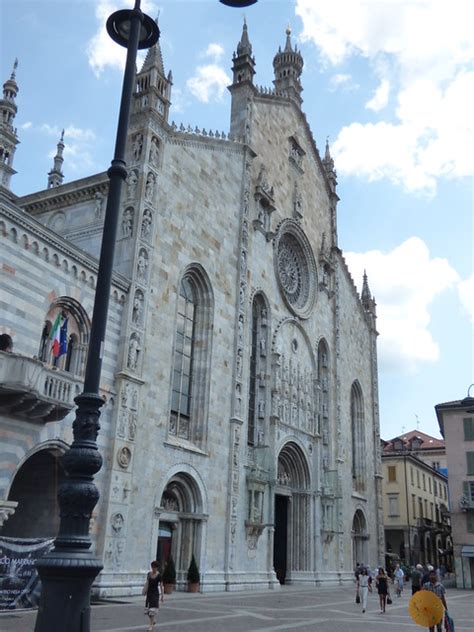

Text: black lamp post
xmin=34 ymin=3 xmax=158 ymax=631
xmin=34 ymin=1 xmax=257 ymax=630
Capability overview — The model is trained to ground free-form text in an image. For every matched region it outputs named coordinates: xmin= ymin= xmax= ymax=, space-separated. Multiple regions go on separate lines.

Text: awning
xmin=461 ymin=545 xmax=474 ymax=557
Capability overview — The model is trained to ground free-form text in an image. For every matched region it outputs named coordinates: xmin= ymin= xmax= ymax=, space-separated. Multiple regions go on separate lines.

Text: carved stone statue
xmin=122 ymin=207 xmax=133 ymax=237
xmin=145 ymin=172 xmax=155 ymax=202
xmin=94 ymin=192 xmax=104 ymax=218
xmin=132 ymin=133 xmax=143 ymax=160
xmin=137 ymin=250 xmax=148 ymax=282
xmin=141 ymin=208 xmax=153 ymax=239
xmin=132 ymin=291 xmax=143 ymax=325
xmin=127 ymin=170 xmax=138 ymax=198
xmin=127 ymin=335 xmax=140 ymax=370
xmin=149 ymin=136 xmax=159 ymax=165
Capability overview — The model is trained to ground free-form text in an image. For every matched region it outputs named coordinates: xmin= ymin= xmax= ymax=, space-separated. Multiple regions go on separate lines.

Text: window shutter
xmin=464 ymin=418 xmax=474 ymax=441
xmin=467 ymin=452 xmax=474 ymax=476
xmin=467 ymin=512 xmax=474 ymax=533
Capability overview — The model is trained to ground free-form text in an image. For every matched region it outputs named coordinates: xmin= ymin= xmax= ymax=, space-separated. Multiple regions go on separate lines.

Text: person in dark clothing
xmin=0 ymin=333 xmax=13 ymax=352
xmin=411 ymin=563 xmax=423 ymax=595
xmin=142 ymin=561 xmax=163 ymax=631
xmin=376 ymin=567 xmax=388 ymax=613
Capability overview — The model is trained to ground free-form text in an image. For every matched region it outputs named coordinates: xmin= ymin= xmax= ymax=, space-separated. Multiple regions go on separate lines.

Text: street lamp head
xmin=106 ymin=9 xmax=159 ymax=49
xmin=220 ymin=0 xmax=258 ymax=6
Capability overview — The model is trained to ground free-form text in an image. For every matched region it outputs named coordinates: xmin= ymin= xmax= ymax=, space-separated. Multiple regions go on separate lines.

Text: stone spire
xmin=47 ymin=130 xmax=65 ymax=188
xmin=134 ymin=22 xmax=172 ymax=122
xmin=361 ymin=270 xmax=377 ymax=322
xmin=273 ymin=27 xmax=304 ymax=106
xmin=0 ymin=59 xmax=20 ymax=190
xmin=322 ymin=138 xmax=337 ymax=194
xmin=231 ymin=19 xmax=256 ymax=85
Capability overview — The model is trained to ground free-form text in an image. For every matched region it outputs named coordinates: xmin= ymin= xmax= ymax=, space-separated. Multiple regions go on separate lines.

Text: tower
xmin=229 ymin=19 xmax=256 ymax=140
xmin=0 ymin=59 xmax=20 ymax=190
xmin=133 ymin=35 xmax=172 ymax=123
xmin=322 ymin=139 xmax=339 ymax=247
xmin=47 ymin=130 xmax=65 ymax=188
xmin=272 ymin=27 xmax=303 ymax=106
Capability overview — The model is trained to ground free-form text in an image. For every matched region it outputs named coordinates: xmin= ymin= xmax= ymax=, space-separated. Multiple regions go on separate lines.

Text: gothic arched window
xmin=38 ymin=298 xmax=90 ymax=376
xmin=351 ymin=381 xmax=366 ymax=492
xmin=169 ymin=265 xmax=213 ymax=447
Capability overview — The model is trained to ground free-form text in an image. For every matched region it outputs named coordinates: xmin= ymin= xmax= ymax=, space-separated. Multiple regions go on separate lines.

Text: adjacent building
xmin=382 ymin=432 xmax=452 ymax=569
xmin=0 ymin=23 xmax=384 ymax=596
xmin=436 ymin=394 xmax=474 ymax=588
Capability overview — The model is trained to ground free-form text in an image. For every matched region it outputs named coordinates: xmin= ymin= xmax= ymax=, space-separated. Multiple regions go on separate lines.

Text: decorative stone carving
xmin=126 ymin=169 xmax=138 ymax=198
xmin=94 ymin=192 xmax=104 ymax=218
xmin=293 ymin=181 xmax=303 ymax=219
xmin=274 ymin=221 xmax=317 ymax=319
xmin=117 ymin=446 xmax=132 ymax=469
xmin=111 ymin=512 xmax=125 ymax=534
xmin=117 ymin=410 xmax=127 ymax=438
xmin=141 ymin=208 xmax=153 ymax=239
xmin=136 ymin=248 xmax=149 ymax=283
xmin=145 ymin=171 xmax=156 ymax=202
xmin=127 ymin=334 xmax=141 ymax=370
xmin=149 ymin=136 xmax=160 ymax=165
xmin=122 ymin=207 xmax=134 ymax=238
xmin=128 ymin=413 xmax=137 ymax=441
xmin=131 ymin=133 xmax=143 ymax=161
xmin=132 ymin=289 xmax=144 ymax=326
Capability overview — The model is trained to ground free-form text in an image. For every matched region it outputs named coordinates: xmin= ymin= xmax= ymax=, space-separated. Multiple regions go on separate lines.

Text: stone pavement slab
xmin=1 ymin=586 xmax=472 ymax=632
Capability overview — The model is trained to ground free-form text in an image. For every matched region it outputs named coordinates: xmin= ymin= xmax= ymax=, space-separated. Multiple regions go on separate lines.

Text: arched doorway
xmin=156 ymin=473 xmax=204 ymax=585
xmin=274 ymin=441 xmax=311 ymax=584
xmin=352 ymin=509 xmax=368 ymax=568
xmin=2 ymin=447 xmax=66 ymax=538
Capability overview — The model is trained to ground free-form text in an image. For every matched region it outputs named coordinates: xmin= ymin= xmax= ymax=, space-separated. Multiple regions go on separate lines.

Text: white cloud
xmin=458 ymin=275 xmax=474 ymax=324
xmin=21 ymin=121 xmax=32 ymax=130
xmin=295 ymin=0 xmax=474 ymax=194
xmin=203 ymin=43 xmax=225 ymax=61
xmin=329 ymin=73 xmax=359 ymax=92
xmin=344 ymin=237 xmax=459 ymax=373
xmin=186 ymin=43 xmax=230 ymax=103
xmin=86 ymin=0 xmax=159 ymax=77
xmin=365 ymin=78 xmax=390 ymax=111
xmin=39 ymin=123 xmax=97 ymax=174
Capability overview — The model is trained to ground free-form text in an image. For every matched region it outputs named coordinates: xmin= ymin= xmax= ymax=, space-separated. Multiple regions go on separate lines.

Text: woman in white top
xmin=357 ymin=567 xmax=370 ymax=613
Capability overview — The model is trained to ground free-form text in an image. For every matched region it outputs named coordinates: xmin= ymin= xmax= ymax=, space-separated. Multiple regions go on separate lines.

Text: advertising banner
xmin=0 ymin=536 xmax=54 ymax=610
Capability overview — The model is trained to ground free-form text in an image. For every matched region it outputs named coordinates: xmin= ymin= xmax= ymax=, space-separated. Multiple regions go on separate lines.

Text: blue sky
xmin=2 ymin=0 xmax=473 ymax=441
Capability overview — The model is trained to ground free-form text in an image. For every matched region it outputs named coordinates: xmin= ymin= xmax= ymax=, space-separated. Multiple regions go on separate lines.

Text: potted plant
xmin=162 ymin=555 xmax=176 ymax=594
xmin=187 ymin=554 xmax=200 ymax=593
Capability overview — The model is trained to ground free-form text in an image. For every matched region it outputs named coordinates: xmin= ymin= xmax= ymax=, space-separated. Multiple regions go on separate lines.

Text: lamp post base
xmin=34 ymin=551 xmax=103 ymax=632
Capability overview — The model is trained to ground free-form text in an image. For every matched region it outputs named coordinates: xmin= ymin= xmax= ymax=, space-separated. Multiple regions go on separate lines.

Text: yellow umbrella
xmin=408 ymin=590 xmax=444 ymax=628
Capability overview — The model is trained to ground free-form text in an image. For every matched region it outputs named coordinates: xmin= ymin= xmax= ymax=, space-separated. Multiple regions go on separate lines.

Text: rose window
xmin=274 ymin=222 xmax=317 ymax=318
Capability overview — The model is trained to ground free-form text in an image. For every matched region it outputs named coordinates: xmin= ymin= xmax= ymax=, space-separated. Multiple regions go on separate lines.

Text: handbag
xmin=444 ymin=611 xmax=455 ymax=632
xmin=355 ymin=590 xmax=360 ymax=604
xmin=142 ymin=572 xmax=149 ymax=596
xmin=386 ymin=596 xmax=392 ymax=605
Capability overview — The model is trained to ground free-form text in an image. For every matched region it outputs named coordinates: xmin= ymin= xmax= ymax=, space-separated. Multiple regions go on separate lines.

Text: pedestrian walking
xmin=394 ymin=563 xmax=404 ymax=597
xmin=411 ymin=563 xmax=423 ymax=595
xmin=422 ymin=569 xmax=447 ymax=632
xmin=376 ymin=567 xmax=389 ymax=613
xmin=142 ymin=560 xmax=164 ymax=631
xmin=357 ymin=567 xmax=370 ymax=613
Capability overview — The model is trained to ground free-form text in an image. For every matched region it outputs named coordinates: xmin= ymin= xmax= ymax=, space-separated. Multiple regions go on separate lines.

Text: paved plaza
xmin=1 ymin=585 xmax=473 ymax=632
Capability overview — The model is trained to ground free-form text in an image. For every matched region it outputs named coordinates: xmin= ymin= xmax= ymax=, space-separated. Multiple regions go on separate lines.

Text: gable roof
xmin=383 ymin=429 xmax=444 ymax=454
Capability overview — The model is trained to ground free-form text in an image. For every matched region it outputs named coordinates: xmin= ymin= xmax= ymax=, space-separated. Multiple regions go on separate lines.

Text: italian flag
xmin=50 ymin=313 xmax=62 ymax=358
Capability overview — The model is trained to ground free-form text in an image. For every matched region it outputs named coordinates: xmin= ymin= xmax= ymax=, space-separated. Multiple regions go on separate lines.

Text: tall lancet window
xmin=169 ymin=265 xmax=213 ymax=447
xmin=351 ymin=381 xmax=366 ymax=492
xmin=247 ymin=293 xmax=268 ymax=446
xmin=170 ymin=278 xmax=195 ymax=439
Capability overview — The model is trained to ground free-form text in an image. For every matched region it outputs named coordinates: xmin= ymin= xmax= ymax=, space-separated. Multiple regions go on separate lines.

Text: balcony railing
xmin=0 ymin=350 xmax=81 ymax=422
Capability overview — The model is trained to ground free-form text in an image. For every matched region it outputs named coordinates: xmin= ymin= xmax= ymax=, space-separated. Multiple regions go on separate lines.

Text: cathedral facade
xmin=0 ymin=24 xmax=384 ymax=596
